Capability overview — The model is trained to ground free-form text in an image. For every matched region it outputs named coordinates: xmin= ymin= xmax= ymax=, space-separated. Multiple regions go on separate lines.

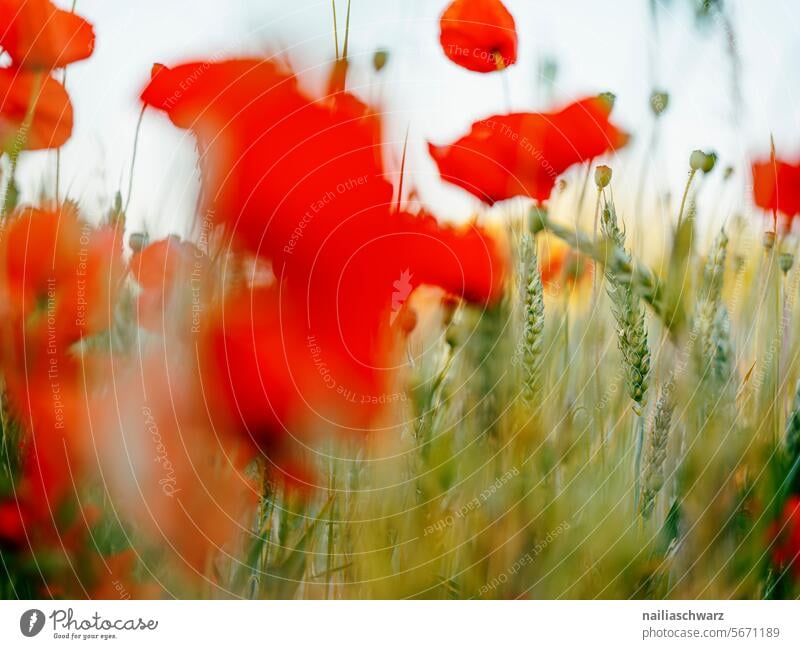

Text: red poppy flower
xmin=0 ymin=0 xmax=95 ymax=69
xmin=142 ymin=58 xmax=509 ymax=483
xmin=770 ymin=496 xmax=800 ymax=578
xmin=0 ymin=208 xmax=120 ymax=535
xmin=199 ymin=208 xmax=507 ymax=486
xmin=428 ymin=95 xmax=629 ymax=205
xmin=0 ymin=349 xmax=93 ymax=546
xmin=88 ymin=550 xmax=162 ymax=599
xmin=0 ymin=68 xmax=73 ymax=151
xmin=539 ymin=236 xmax=592 ymax=291
xmin=140 ymin=59 xmax=391 ymax=262
xmin=92 ymin=353 xmax=258 ymax=574
xmin=0 ymin=206 xmax=122 ymax=349
xmin=752 ymin=157 xmax=800 ymax=222
xmin=439 ymin=0 xmax=518 ymax=72
xmin=130 ymin=237 xmax=205 ymax=334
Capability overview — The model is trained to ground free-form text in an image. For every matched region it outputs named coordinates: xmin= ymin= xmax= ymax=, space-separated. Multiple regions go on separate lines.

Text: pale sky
xmin=16 ymin=0 xmax=800 ymax=242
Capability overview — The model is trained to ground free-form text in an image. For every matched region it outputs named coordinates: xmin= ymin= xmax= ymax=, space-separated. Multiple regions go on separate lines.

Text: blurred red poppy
xmin=752 ymin=157 xmax=800 ymax=222
xmin=0 ymin=208 xmax=121 ymax=546
xmin=142 ymin=58 xmax=509 ymax=482
xmin=428 ymin=95 xmax=629 ymax=205
xmin=439 ymin=0 xmax=518 ymax=72
xmin=0 ymin=0 xmax=95 ymax=69
xmin=140 ymin=59 xmax=390 ymax=262
xmin=0 ymin=206 xmax=122 ymax=349
xmin=130 ymin=237 xmax=206 ymax=334
xmin=0 ymin=68 xmax=73 ymax=151
xmin=770 ymin=496 xmax=800 ymax=578
xmin=92 ymin=353 xmax=258 ymax=574
xmin=89 ymin=550 xmax=162 ymax=599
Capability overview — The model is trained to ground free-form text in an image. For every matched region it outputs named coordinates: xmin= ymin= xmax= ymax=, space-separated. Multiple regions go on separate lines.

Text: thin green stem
xmin=331 ymin=0 xmax=339 ymax=61
xmin=123 ymin=106 xmax=147 ymax=215
xmin=341 ymin=0 xmax=352 ymax=61
xmin=676 ymin=168 xmax=696 ymax=231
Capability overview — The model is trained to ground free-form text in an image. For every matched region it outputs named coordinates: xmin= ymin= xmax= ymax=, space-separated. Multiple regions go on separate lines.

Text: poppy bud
xmin=649 ymin=90 xmax=669 ymax=117
xmin=763 ymin=231 xmax=776 ymax=250
xmin=528 ymin=206 xmax=547 ymax=234
xmin=689 ymin=149 xmax=717 ymax=173
xmin=372 ymin=49 xmax=389 ymax=72
xmin=597 ymin=92 xmax=616 ymax=110
xmin=129 ymin=232 xmax=149 ymax=252
xmin=595 ymin=165 xmax=612 ymax=189
xmin=779 ymin=252 xmax=794 ymax=274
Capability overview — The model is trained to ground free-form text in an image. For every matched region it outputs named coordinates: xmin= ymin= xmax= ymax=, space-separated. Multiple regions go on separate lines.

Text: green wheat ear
xmin=640 ymin=380 xmax=675 ymax=519
xmin=696 ymin=229 xmax=729 ymax=363
xmin=601 ymin=202 xmax=650 ymax=411
xmin=692 ymin=229 xmax=736 ymax=426
xmin=518 ymin=233 xmax=545 ymax=405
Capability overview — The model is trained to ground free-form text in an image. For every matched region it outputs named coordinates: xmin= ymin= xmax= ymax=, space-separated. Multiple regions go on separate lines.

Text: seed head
xmin=689 ymin=149 xmax=717 ymax=173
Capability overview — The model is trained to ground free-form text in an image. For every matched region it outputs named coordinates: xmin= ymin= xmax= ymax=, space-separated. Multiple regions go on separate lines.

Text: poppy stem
xmin=395 ymin=124 xmax=410 ymax=213
xmin=326 ymin=452 xmax=338 ymax=599
xmin=493 ymin=51 xmax=512 ymax=110
xmin=342 ymin=0 xmax=352 ymax=61
xmin=123 ymin=106 xmax=147 ymax=215
xmin=331 ymin=0 xmax=339 ymax=61
xmin=676 ymin=168 xmax=696 ymax=232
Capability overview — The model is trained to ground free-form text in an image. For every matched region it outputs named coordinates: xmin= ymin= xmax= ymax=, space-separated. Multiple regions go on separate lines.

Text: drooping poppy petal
xmin=429 ymin=95 xmax=629 ymax=205
xmin=0 ymin=68 xmax=73 ymax=151
xmin=752 ymin=157 xmax=800 ymax=221
xmin=0 ymin=0 xmax=95 ymax=69
xmin=439 ymin=0 xmax=518 ymax=72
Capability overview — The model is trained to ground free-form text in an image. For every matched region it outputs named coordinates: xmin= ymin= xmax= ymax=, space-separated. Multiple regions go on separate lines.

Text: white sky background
xmin=16 ymin=0 xmax=800 ymax=244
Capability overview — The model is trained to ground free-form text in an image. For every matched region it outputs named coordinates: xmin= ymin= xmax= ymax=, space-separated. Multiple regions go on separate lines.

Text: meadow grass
xmin=218 ymin=182 xmax=800 ymax=600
